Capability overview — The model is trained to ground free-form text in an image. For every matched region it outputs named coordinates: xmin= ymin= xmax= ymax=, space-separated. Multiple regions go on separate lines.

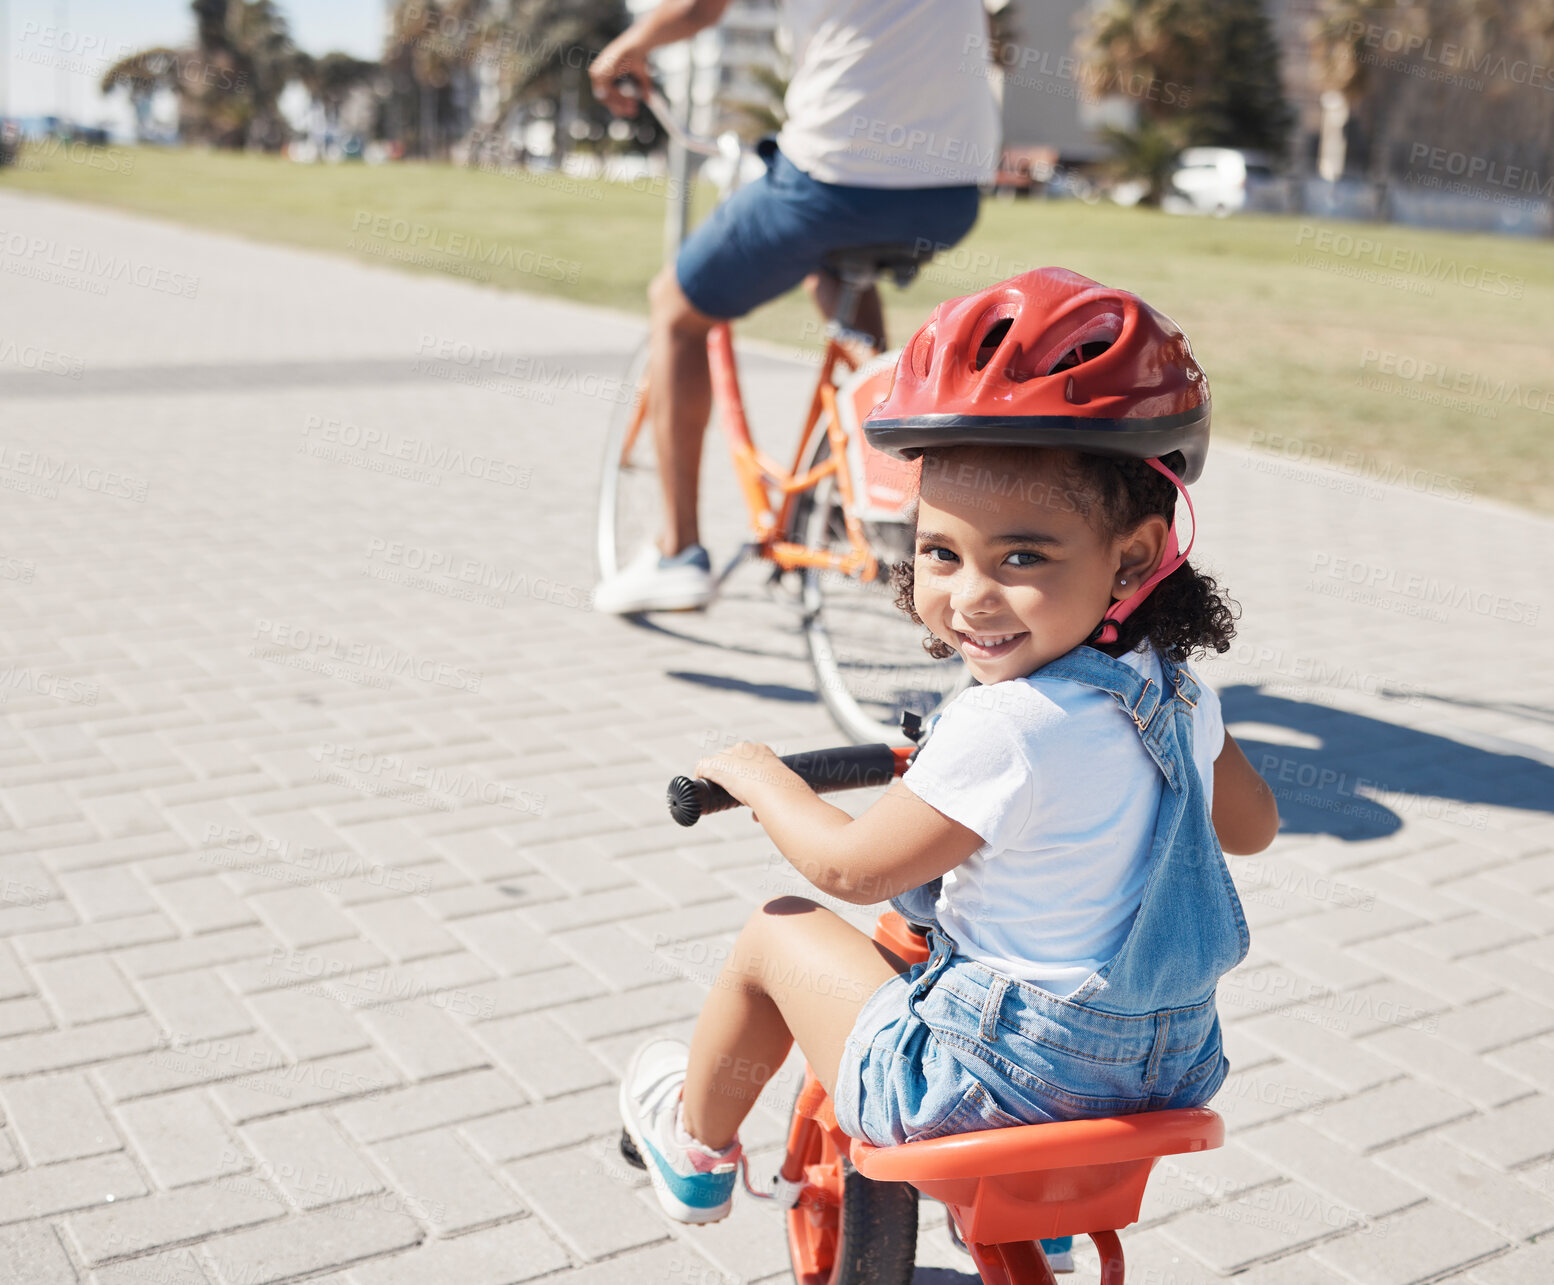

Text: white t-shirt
xmin=775 ymin=0 xmax=1001 ymax=188
xmin=902 ymin=647 xmax=1225 ymax=995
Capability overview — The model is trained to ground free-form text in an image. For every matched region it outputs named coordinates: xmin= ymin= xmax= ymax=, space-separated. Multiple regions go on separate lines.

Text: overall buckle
xmin=1127 ymin=679 xmax=1158 ymax=731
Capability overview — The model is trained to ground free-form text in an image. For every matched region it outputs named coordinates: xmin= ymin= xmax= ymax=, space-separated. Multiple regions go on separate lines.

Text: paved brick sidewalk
xmin=1 ymin=188 xmax=1552 ymax=1285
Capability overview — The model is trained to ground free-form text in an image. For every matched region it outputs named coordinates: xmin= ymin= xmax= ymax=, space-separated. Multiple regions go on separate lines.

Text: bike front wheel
xmin=786 ymin=1091 xmax=917 ymax=1285
xmin=788 ymin=435 xmax=970 ymax=745
xmin=596 ymin=341 xmax=659 ymax=581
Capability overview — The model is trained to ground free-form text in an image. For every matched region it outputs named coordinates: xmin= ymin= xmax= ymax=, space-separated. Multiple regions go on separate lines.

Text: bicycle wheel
xmin=596 ymin=341 xmax=659 ymax=580
xmin=789 ymin=435 xmax=970 ymax=745
xmin=786 ymin=1090 xmax=917 ymax=1285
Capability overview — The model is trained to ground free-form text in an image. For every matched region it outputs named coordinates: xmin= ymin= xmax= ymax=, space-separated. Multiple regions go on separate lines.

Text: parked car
xmin=1163 ymin=147 xmax=1277 ymax=216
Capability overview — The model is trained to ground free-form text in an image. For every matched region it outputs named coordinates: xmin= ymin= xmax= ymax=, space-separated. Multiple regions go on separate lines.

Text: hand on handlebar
xmin=694 ymin=742 xmax=796 ymax=818
xmin=669 ymin=742 xmax=909 ymax=826
xmin=589 ymin=36 xmax=650 ymax=116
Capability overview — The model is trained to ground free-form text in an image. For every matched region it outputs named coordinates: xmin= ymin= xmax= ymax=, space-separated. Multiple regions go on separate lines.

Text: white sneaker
xmin=619 ymin=1038 xmax=741 ymax=1223
xmin=595 ymin=543 xmax=713 ymax=614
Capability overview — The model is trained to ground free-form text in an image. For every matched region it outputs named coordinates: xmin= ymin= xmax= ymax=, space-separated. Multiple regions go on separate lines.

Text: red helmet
xmin=863 ymin=267 xmax=1211 ymax=483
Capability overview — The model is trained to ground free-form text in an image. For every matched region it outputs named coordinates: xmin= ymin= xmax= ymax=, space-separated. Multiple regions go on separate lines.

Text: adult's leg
xmin=681 ymin=896 xmax=908 ymax=1150
xmin=648 ymin=265 xmax=720 ymax=557
xmin=804 ymin=273 xmax=886 ymax=350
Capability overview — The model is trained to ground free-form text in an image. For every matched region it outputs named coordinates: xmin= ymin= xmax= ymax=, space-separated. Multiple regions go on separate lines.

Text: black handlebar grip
xmin=667 ymin=775 xmax=738 ymax=827
xmin=667 ymin=743 xmax=896 ymax=827
xmin=783 ymin=743 xmax=897 ymax=792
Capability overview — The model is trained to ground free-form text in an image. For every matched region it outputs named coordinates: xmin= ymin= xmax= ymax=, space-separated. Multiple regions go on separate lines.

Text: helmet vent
xmin=1034 ymin=310 xmax=1124 ymax=378
xmin=1047 ymin=340 xmax=1113 ymax=375
xmin=910 ymin=327 xmax=936 ymax=380
xmin=973 ymin=318 xmax=1013 ymax=372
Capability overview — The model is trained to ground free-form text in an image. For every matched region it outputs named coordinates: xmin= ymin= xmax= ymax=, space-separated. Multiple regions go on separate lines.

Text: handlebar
xmin=616 ymin=75 xmax=736 ymax=162
xmin=667 ymin=744 xmax=913 ymax=826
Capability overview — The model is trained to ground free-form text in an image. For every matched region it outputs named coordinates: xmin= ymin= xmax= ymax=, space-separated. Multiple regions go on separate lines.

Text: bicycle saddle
xmin=850 ymin=1108 xmax=1224 ymax=1244
xmin=821 ymin=242 xmax=937 ymax=289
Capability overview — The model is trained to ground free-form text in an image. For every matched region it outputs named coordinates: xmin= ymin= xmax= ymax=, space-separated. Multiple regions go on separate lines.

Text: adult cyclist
xmin=590 ymin=0 xmax=1000 ymax=614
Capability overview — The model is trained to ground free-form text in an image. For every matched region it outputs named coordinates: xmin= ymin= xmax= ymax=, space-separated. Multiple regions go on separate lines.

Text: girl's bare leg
xmin=680 ymin=896 xmax=908 ymax=1150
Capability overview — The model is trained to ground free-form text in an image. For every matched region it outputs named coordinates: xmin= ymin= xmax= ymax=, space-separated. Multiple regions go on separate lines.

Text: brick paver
xmin=1 ymin=188 xmax=1551 ymax=1282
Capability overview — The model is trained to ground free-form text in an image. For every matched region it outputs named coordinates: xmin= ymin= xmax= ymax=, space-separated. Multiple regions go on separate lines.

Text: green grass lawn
xmin=6 ymin=143 xmax=1552 ymax=511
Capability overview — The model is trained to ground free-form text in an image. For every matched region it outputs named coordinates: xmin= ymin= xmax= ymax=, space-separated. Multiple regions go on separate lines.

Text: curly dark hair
xmin=892 ymin=445 xmax=1239 ymax=664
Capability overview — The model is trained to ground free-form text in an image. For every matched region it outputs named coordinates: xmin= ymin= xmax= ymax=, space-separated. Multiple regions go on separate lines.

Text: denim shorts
xmin=675 ymin=143 xmax=980 ymax=320
xmin=832 ymin=932 xmax=1230 ymax=1148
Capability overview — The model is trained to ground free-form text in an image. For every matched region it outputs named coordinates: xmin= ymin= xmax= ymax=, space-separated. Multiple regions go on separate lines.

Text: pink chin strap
xmin=1090 ymin=457 xmax=1196 ymax=646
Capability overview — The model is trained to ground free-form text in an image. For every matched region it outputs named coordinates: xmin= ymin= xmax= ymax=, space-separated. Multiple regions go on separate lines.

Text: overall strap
xmin=1038 ymin=646 xmax=1165 ymax=733
xmin=1038 ymin=646 xmax=1198 ymax=789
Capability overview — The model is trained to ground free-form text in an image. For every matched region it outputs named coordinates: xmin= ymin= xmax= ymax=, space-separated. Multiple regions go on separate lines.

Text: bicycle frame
xmin=614 ymin=323 xmax=882 ymax=585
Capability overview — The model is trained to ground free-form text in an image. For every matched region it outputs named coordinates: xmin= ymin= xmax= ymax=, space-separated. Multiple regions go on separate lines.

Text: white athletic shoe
xmin=619 ymin=1038 xmax=741 ymax=1223
xmin=595 ymin=543 xmax=713 ymax=614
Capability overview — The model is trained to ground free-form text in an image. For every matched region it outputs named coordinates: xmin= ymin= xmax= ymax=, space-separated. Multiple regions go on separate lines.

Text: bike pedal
xmin=618 ymin=1127 xmax=646 ymax=1170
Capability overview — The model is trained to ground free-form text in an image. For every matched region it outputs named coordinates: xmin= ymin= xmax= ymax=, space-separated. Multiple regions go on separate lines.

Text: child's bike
xmin=629 ymin=742 xmax=1227 ymax=1285
xmin=595 ymin=85 xmax=968 ymax=745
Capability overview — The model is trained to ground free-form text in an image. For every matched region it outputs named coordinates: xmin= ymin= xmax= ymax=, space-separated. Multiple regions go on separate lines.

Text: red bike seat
xmin=848 ymin=1108 xmax=1223 ymax=1244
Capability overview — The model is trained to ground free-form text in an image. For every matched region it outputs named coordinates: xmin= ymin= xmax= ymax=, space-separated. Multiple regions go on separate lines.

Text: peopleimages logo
xmin=1309 ymin=552 xmax=1539 ymax=626
xmin=1409 ymin=144 xmax=1554 ymax=197
xmin=1344 ymin=19 xmax=1554 ymax=90
xmin=1359 ymin=348 xmax=1554 ymax=417
xmin=348 ymin=212 xmax=581 ymax=283
xmin=0 ymin=230 xmax=200 ymax=298
xmin=1291 ymin=224 xmax=1523 ymax=297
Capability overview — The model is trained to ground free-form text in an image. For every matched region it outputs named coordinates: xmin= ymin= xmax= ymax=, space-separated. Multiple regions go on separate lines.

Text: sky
xmin=3 ymin=0 xmax=385 ymax=123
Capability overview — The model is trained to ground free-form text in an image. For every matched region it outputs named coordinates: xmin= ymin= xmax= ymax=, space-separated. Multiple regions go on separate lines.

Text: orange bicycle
xmin=596 ymin=89 xmax=969 ymax=744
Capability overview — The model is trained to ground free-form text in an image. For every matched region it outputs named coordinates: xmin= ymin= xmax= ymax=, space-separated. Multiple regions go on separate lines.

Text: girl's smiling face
xmin=911 ymin=447 xmax=1168 ymax=683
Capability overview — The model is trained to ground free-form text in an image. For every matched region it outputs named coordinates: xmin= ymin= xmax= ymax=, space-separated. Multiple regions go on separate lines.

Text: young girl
xmin=618 ymin=268 xmax=1279 ymax=1242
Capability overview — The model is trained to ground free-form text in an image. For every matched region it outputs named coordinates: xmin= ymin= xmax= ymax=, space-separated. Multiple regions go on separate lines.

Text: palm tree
xmin=1309 ymin=0 xmax=1554 ymax=199
xmin=101 ymin=0 xmax=304 ymax=149
xmin=297 ymin=52 xmax=383 ymax=141
xmin=1308 ymin=0 xmax=1419 ymax=185
xmin=1084 ymin=0 xmax=1214 ymax=129
xmin=1082 ymin=0 xmax=1292 ymax=200
xmin=382 ymin=0 xmax=487 ymax=158
xmin=466 ymin=0 xmax=629 ymax=163
xmin=1099 ymin=118 xmax=1189 ymax=205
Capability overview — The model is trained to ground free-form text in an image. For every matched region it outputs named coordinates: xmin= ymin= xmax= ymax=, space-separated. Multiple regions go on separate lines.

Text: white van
xmin=1163 ymin=148 xmax=1278 ymax=216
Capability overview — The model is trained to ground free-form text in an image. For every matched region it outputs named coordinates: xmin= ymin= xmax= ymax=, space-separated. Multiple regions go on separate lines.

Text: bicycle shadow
xmin=666 ymin=670 xmax=818 ymax=704
xmin=1222 ymin=684 xmax=1554 ymax=842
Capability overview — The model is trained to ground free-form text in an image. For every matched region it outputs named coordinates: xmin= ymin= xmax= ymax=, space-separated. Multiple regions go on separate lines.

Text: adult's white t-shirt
xmin=775 ymin=0 xmax=1001 ymax=188
xmin=901 ymin=646 xmax=1226 ymax=995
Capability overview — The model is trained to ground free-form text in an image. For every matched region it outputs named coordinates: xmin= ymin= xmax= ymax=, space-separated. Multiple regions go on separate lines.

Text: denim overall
xmin=831 ymin=644 xmax=1251 ymax=1148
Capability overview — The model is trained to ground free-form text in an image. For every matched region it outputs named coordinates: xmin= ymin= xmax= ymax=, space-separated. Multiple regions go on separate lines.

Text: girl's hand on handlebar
xmin=694 ymin=742 xmax=805 ymax=817
xmin=589 ymin=38 xmax=650 ymax=116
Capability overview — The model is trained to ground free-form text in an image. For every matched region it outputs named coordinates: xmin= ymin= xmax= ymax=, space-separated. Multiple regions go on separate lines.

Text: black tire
xmin=822 ymin=1156 xmax=919 ymax=1285
xmin=787 ymin=434 xmax=969 ymax=744
xmin=786 ymin=1073 xmax=917 ymax=1285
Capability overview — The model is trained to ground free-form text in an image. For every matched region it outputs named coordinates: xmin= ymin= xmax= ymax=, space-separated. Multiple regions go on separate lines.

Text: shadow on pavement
xmin=1224 ymin=684 xmax=1554 ymax=842
xmin=666 ymin=670 xmax=818 ymax=704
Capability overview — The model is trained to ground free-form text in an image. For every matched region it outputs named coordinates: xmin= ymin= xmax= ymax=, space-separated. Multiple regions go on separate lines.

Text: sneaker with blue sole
xmin=620 ymin=1037 xmax=742 ymax=1224
xmin=1040 ymin=1235 xmax=1075 ymax=1272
